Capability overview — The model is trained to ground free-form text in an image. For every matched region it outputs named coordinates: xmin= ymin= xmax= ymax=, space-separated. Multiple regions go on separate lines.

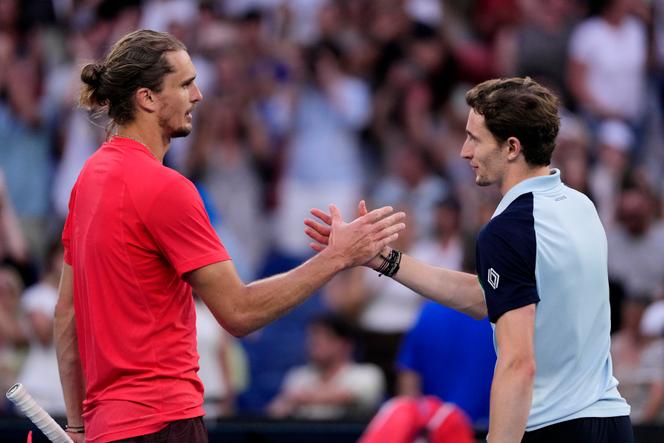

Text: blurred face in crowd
xmin=154 ymin=50 xmax=202 ymax=138
xmin=461 ymin=109 xmax=510 ymax=187
xmin=618 ymin=189 xmax=653 ymax=237
xmin=435 ymin=205 xmax=461 ymax=238
xmin=307 ymin=324 xmax=350 ymax=369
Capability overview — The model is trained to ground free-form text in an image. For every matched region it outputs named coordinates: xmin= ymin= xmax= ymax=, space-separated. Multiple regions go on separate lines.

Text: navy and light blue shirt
xmin=476 ymin=169 xmax=630 ymax=431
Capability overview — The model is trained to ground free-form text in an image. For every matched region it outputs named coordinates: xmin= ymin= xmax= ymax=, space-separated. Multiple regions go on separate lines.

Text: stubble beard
xmin=171 ymin=126 xmax=191 ymax=138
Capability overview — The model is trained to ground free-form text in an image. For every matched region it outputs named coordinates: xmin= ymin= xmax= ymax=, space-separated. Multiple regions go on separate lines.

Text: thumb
xmin=358 ymin=200 xmax=368 ymax=217
xmin=329 ymin=204 xmax=342 ymax=224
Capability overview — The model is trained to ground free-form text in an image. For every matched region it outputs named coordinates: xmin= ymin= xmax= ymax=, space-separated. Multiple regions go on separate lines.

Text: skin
xmin=305 ymin=108 xmax=550 ymax=442
xmin=55 ymin=47 xmax=406 ymax=441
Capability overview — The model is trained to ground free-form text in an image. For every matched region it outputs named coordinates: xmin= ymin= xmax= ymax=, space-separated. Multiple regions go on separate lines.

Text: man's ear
xmin=506 ymin=136 xmax=522 ymax=161
xmin=135 ymin=87 xmax=157 ymax=113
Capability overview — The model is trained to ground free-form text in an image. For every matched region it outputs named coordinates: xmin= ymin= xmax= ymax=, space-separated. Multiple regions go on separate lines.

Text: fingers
xmin=378 ymin=233 xmax=400 ymax=249
xmin=304 ymin=225 xmax=330 ymax=245
xmin=374 ymin=221 xmax=406 ymax=241
xmin=304 ymin=218 xmax=331 ymax=237
xmin=310 ymin=208 xmax=332 ymax=226
xmin=372 ymin=211 xmax=407 ymax=233
xmin=362 ymin=206 xmax=395 ymax=223
xmin=329 ymin=204 xmax=343 ymax=225
xmin=309 ymin=242 xmax=325 ymax=253
xmin=358 ymin=200 xmax=368 ymax=217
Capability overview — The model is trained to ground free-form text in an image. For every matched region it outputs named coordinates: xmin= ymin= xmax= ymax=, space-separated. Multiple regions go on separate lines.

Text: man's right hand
xmin=305 ymin=200 xmax=402 ymax=269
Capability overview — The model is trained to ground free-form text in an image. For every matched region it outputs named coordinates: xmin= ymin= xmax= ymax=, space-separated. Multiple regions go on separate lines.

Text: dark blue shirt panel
xmin=477 ymin=192 xmax=539 ymax=323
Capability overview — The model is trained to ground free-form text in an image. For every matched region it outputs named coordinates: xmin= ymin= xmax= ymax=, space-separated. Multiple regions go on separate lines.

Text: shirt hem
xmin=525 ymin=404 xmax=631 ymax=431
xmin=86 ymin=407 xmax=205 ymax=443
xmin=177 ymin=252 xmax=231 ymax=277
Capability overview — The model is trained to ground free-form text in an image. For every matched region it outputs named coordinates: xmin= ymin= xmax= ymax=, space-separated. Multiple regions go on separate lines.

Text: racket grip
xmin=6 ymin=383 xmax=74 ymax=443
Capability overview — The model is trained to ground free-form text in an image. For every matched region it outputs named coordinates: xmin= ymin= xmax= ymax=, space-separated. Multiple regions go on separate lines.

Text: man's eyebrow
xmin=181 ymin=75 xmax=196 ymax=86
xmin=466 ymin=130 xmax=477 ymax=140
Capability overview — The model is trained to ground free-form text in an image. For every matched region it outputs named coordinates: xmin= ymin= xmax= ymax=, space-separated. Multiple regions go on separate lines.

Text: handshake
xmin=302 ymin=200 xmax=406 ymax=275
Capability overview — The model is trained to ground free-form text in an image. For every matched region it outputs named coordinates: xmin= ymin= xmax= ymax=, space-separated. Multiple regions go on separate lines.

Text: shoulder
xmin=480 ymin=193 xmax=534 ymax=244
xmin=131 ymin=165 xmax=199 ymax=211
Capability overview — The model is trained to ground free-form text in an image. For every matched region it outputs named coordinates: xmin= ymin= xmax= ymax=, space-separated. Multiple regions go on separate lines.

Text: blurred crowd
xmin=1 ymin=0 xmax=664 ymax=429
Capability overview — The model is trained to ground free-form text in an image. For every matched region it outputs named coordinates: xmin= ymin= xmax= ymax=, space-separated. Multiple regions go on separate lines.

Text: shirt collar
xmin=493 ymin=168 xmax=562 ymax=218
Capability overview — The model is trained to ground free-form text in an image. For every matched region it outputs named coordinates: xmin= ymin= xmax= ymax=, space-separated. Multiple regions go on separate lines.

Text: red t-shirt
xmin=62 ymin=136 xmax=230 ymax=443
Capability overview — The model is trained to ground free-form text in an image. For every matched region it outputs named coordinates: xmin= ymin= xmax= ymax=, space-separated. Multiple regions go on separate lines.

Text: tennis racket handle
xmin=6 ymin=383 xmax=74 ymax=443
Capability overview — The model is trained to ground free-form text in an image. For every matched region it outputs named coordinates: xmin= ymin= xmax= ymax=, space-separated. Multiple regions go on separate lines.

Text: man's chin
xmin=475 ymin=176 xmax=492 ymax=187
xmin=171 ymin=126 xmax=192 ymax=138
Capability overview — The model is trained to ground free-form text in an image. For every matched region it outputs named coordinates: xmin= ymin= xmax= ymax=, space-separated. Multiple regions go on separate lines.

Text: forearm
xmin=54 ymin=304 xmax=85 ymax=426
xmin=392 ymin=254 xmax=487 ymax=319
xmin=228 ymin=251 xmax=345 ymax=336
xmin=54 ymin=264 xmax=85 ymax=427
xmin=487 ymin=360 xmax=535 ymax=443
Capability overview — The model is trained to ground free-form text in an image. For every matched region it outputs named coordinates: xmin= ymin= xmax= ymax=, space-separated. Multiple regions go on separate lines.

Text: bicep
xmin=494 ymin=304 xmax=536 ymax=362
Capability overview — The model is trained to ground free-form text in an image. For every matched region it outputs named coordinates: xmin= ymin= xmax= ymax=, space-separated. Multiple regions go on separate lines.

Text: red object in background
xmin=359 ymin=396 xmax=475 ymax=443
xmin=26 ymin=431 xmax=32 ymax=443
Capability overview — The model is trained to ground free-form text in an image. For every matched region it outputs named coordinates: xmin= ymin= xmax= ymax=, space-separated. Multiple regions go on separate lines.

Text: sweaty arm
xmin=54 ymin=263 xmax=85 ymax=430
xmin=487 ymin=304 xmax=536 ymax=443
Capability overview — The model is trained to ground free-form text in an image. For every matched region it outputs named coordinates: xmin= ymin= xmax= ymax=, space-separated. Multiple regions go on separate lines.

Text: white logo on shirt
xmin=488 ymin=268 xmax=500 ymax=289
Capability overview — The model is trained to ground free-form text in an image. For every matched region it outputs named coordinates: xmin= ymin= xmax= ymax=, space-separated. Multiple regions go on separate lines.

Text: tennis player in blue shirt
xmin=305 ymin=77 xmax=632 ymax=443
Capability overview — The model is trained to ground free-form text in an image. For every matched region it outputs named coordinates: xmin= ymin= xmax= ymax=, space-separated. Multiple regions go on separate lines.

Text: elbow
xmin=504 ymin=356 xmax=536 ymax=382
xmin=221 ymin=312 xmax=256 ymax=338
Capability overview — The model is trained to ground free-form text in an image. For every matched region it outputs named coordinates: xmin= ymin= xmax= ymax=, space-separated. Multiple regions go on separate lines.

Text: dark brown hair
xmin=465 ymin=77 xmax=560 ymax=166
xmin=79 ymin=29 xmax=186 ymax=126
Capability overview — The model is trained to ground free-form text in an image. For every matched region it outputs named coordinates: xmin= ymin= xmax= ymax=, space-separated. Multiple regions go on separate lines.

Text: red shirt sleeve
xmin=62 ymin=182 xmax=77 ymax=265
xmin=143 ymin=175 xmax=231 ymax=276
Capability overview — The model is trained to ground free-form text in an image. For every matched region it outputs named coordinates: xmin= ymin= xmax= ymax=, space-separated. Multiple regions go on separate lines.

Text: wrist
xmin=318 ymin=247 xmax=350 ymax=272
xmin=367 ymin=246 xmax=392 ymax=270
xmin=65 ymin=424 xmax=84 ymax=434
xmin=373 ymin=248 xmax=402 ymax=278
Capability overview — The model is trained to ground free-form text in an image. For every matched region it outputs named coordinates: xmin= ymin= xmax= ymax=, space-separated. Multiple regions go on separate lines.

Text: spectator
xmin=568 ymin=0 xmax=647 ymax=155
xmin=195 ymin=296 xmax=248 ymax=418
xmin=396 ymin=199 xmax=495 ymax=426
xmin=608 ymin=185 xmax=664 ymax=306
xmin=267 ymin=314 xmax=385 ymax=419
xmin=0 ymin=265 xmax=27 ymax=405
xmin=0 ymin=170 xmax=28 ymax=268
xmin=397 ymin=301 xmax=496 ymax=426
xmin=324 ymin=212 xmax=421 ymax=396
xmin=611 ymin=298 xmax=664 ymax=424
xmin=16 ymin=241 xmax=66 ymax=417
xmin=493 ymin=0 xmax=579 ymax=99
xmin=589 ymin=120 xmax=634 ymax=225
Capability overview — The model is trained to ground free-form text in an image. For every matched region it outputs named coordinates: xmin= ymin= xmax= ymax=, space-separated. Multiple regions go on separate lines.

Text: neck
xmin=499 ymin=164 xmax=551 ymax=196
xmin=116 ymin=121 xmax=169 ymax=163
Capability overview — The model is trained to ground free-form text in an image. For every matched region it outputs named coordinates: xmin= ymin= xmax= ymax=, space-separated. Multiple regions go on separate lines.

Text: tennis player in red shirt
xmin=54 ymin=29 xmax=405 ymax=443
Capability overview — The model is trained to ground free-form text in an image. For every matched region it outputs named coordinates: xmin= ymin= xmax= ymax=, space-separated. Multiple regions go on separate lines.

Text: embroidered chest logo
xmin=488 ymin=268 xmax=500 ymax=290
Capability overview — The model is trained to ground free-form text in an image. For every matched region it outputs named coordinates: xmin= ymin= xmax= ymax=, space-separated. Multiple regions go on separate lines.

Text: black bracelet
xmin=376 ymin=249 xmax=402 ymax=278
